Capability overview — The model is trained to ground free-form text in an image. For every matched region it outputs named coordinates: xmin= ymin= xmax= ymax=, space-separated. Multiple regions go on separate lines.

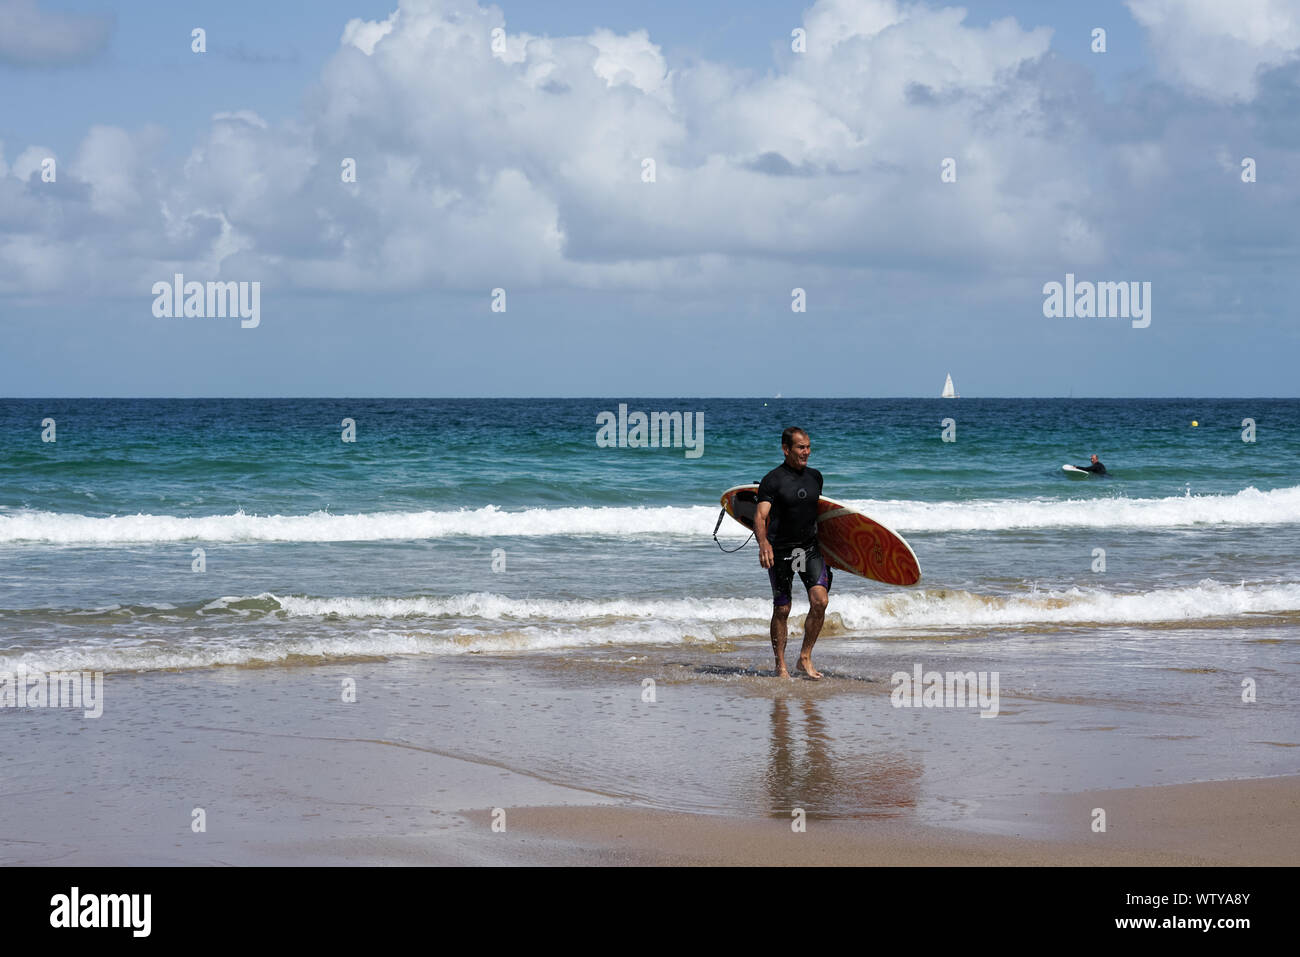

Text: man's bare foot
xmin=795 ymin=657 xmax=823 ymax=679
xmin=775 ymin=662 xmax=791 ymax=678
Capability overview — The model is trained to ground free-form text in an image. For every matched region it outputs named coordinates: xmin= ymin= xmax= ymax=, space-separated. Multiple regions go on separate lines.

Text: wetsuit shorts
xmin=768 ymin=540 xmax=833 ymax=607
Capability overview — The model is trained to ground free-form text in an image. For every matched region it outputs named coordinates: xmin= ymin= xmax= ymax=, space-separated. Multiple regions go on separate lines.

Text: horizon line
xmin=1 ymin=395 xmax=1296 ymax=401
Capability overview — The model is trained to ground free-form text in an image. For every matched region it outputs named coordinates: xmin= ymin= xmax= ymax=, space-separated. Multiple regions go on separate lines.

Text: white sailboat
xmin=941 ymin=373 xmax=958 ymax=398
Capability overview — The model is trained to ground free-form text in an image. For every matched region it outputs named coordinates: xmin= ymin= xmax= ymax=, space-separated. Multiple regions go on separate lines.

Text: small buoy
xmin=1191 ymin=420 xmax=1199 ymax=427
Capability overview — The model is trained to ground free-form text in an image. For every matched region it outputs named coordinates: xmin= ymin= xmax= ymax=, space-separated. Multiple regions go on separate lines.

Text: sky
xmin=0 ymin=0 xmax=1297 ymax=397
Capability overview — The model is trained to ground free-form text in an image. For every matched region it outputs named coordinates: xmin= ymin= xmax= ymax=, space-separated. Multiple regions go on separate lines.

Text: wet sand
xmin=1 ymin=650 xmax=1296 ymax=865
xmin=469 ymin=774 xmax=1300 ymax=865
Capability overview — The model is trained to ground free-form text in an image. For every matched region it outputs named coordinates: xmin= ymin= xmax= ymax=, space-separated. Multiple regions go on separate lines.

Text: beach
xmin=2 ymin=397 xmax=1298 ymax=866
xmin=3 ymin=651 xmax=1295 ymax=866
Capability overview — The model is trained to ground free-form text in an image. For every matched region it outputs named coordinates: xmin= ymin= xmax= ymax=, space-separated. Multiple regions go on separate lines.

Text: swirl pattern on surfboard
xmin=816 ymin=504 xmax=921 ymax=586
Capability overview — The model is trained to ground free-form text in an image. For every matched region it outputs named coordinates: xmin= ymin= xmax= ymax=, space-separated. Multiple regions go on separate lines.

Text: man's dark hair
xmin=781 ymin=427 xmax=809 ymax=449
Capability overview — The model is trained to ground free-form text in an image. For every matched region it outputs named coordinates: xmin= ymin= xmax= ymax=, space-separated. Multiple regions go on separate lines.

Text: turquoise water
xmin=1 ymin=398 xmax=1297 ymax=675
xmin=2 ymin=398 xmax=1292 ymax=513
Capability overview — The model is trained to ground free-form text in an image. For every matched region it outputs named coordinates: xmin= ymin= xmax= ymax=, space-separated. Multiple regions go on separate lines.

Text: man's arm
xmin=754 ymin=501 xmax=774 ymax=568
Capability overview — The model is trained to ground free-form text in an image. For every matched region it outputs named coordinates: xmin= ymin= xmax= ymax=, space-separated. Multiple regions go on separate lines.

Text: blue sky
xmin=1 ymin=0 xmax=1296 ymax=396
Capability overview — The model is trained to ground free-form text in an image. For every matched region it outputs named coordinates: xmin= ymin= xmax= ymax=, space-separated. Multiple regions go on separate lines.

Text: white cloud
xmin=72 ymin=126 xmax=143 ymax=216
xmin=284 ymin=0 xmax=1068 ymax=288
xmin=11 ymin=145 xmax=54 ymax=181
xmin=1128 ymin=0 xmax=1300 ymax=101
xmin=802 ymin=0 xmax=906 ymax=59
xmin=0 ymin=0 xmax=112 ymax=66
xmin=0 ymin=0 xmax=1295 ymax=304
xmin=588 ymin=28 xmax=671 ymax=97
xmin=341 ymin=9 xmax=398 ymax=56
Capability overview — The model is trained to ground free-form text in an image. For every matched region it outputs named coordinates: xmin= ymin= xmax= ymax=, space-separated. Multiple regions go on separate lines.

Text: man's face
xmin=1090 ymin=455 xmax=1099 ymax=464
xmin=784 ymin=434 xmax=811 ymax=468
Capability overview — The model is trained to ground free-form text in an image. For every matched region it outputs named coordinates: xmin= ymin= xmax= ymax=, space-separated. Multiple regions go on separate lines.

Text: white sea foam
xmin=871 ymin=485 xmax=1300 ymax=532
xmin=5 ymin=580 xmax=1294 ymax=674
xmin=0 ymin=619 xmax=750 ymax=675
xmin=267 ymin=581 xmax=1300 ymax=629
xmin=269 ymin=592 xmax=763 ymax=621
xmin=0 ymin=485 xmax=1297 ymax=544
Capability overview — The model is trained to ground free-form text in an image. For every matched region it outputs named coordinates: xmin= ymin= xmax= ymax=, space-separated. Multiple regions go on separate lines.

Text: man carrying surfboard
xmin=754 ymin=427 xmax=831 ymax=679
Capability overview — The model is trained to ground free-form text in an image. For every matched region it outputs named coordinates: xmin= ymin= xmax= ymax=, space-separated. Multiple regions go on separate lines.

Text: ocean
xmin=1 ymin=397 xmax=1297 ymax=672
xmin=2 ymin=396 xmax=1297 ymax=821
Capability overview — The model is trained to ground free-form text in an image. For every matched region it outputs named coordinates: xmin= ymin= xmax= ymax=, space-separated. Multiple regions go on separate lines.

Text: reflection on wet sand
xmin=765 ymin=696 xmax=921 ymax=819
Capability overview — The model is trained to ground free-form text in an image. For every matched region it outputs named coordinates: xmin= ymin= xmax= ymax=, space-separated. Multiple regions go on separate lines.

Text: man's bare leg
xmin=796 ymin=585 xmax=828 ymax=679
xmin=770 ymin=603 xmax=791 ymax=677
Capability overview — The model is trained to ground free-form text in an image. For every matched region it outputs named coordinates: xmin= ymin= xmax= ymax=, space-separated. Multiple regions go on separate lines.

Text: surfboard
xmin=1063 ymin=464 xmax=1090 ymax=477
xmin=719 ymin=485 xmax=921 ymax=586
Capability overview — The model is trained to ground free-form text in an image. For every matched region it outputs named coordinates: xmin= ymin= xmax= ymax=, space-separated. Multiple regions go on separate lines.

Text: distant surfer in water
xmin=1078 ymin=454 xmax=1107 ymax=474
xmin=754 ymin=427 xmax=831 ymax=679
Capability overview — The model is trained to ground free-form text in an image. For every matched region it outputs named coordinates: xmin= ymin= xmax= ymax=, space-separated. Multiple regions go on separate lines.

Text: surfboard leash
xmin=713 ymin=507 xmax=753 ymax=553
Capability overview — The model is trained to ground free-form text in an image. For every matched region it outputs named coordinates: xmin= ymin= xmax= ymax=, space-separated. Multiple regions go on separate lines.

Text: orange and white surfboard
xmin=720 ymin=485 xmax=921 ymax=586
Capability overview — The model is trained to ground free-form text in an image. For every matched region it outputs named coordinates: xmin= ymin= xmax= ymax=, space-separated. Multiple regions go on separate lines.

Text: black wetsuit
xmin=757 ymin=461 xmax=832 ymax=606
xmin=1081 ymin=460 xmax=1107 ymax=474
